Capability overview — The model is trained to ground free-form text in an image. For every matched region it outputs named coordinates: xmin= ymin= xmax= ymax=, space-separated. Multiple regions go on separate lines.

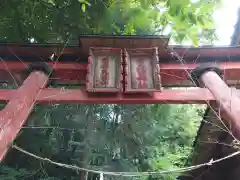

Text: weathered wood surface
xmin=86 ymin=47 xmax=122 ymax=92
xmin=124 ymin=47 xmax=161 ymax=92
xmin=0 ymin=71 xmax=49 ymax=161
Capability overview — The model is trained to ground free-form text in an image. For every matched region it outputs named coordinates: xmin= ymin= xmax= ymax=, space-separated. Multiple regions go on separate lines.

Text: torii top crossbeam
xmin=1 ymin=35 xmax=240 ymax=88
xmin=1 ymin=35 xmax=240 ymax=161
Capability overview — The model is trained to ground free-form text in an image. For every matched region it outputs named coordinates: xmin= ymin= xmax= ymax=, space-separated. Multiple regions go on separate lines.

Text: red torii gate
xmin=0 ymin=35 xmax=240 ymax=161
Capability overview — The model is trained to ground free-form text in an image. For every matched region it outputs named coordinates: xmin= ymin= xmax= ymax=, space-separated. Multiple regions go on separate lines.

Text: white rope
xmin=12 ymin=145 xmax=240 ymax=177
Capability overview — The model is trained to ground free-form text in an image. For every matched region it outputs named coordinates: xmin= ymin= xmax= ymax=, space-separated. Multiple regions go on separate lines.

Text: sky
xmin=214 ymin=0 xmax=240 ymax=45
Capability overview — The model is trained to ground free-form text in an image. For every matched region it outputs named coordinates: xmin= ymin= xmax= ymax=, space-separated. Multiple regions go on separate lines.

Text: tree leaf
xmin=81 ymin=3 xmax=86 ymax=12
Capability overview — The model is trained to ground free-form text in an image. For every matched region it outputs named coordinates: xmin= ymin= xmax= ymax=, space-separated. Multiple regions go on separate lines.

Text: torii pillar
xmin=0 ymin=62 xmax=52 ymax=161
xmin=191 ymin=63 xmax=240 ymax=139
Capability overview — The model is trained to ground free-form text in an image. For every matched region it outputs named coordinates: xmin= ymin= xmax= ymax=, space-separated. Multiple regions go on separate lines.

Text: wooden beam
xmin=0 ymin=88 xmax=218 ymax=104
xmin=160 ymin=62 xmax=240 ymax=86
xmin=0 ymin=71 xmax=49 ymax=161
xmin=36 ymin=88 xmax=215 ymax=104
xmin=1 ymin=61 xmax=240 ymax=86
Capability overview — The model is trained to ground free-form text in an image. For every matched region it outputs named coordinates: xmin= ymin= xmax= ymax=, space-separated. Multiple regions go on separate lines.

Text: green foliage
xmin=0 ymin=0 xmax=221 ymax=45
xmin=0 ymin=165 xmax=29 ymax=180
xmin=2 ymin=103 xmax=204 ymax=180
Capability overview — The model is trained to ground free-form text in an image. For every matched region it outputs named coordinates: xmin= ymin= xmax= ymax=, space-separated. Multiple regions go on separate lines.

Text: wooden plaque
xmin=124 ymin=47 xmax=162 ymax=92
xmin=86 ymin=47 xmax=123 ymax=92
